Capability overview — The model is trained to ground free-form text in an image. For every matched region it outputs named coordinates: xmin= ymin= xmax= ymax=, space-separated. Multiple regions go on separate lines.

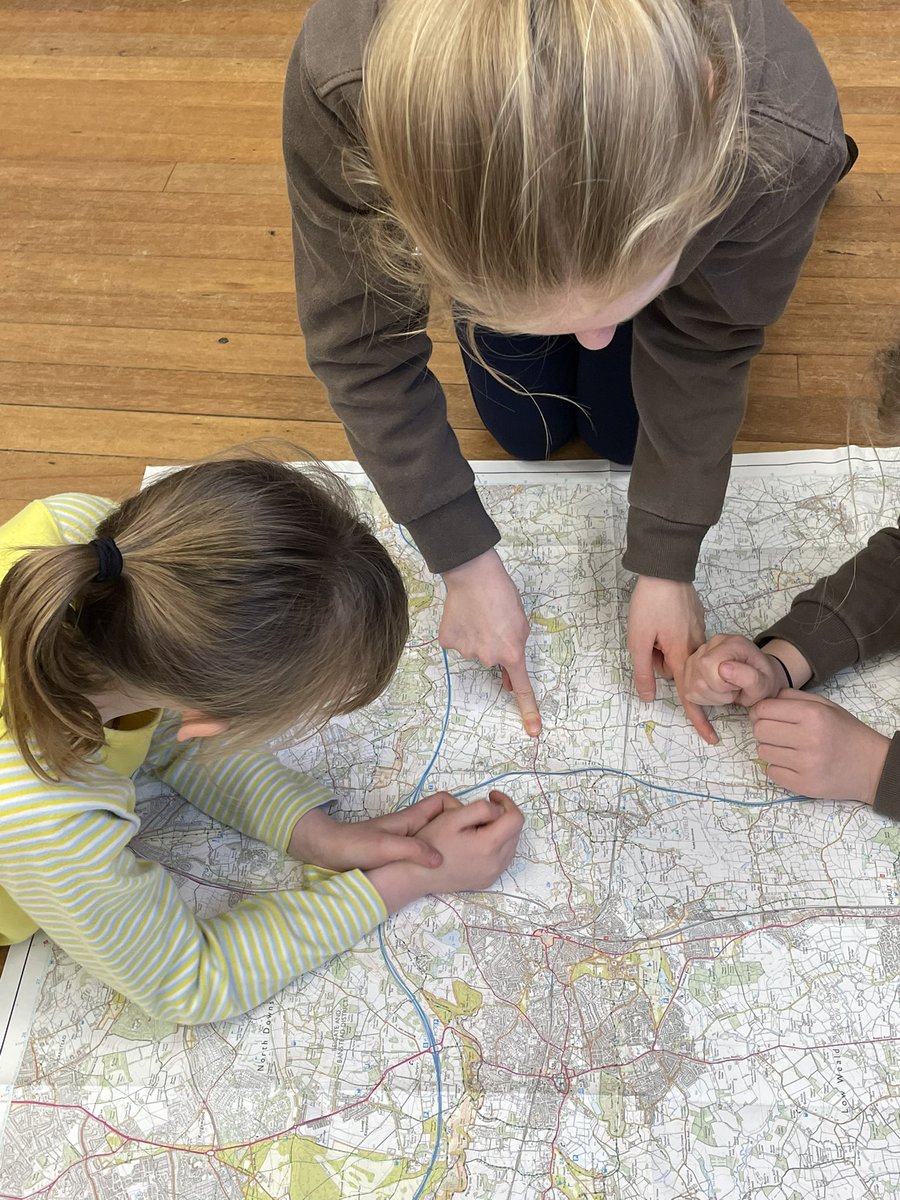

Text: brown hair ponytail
xmin=1 ymin=543 xmax=114 ymax=780
xmin=1 ymin=455 xmax=409 ymax=782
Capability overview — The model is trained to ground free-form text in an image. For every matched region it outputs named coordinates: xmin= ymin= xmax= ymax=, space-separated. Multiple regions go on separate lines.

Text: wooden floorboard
xmin=0 ymin=0 xmax=898 ymax=532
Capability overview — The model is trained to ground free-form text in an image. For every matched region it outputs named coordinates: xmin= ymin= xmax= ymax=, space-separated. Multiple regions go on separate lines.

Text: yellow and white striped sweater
xmin=0 ymin=494 xmax=387 ymax=1024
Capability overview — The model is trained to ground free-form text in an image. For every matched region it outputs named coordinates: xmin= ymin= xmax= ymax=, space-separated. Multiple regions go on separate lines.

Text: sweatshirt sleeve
xmin=143 ymin=714 xmax=333 ymax=853
xmin=282 ymin=28 xmax=499 ymax=573
xmin=757 ymin=522 xmax=900 ymax=684
xmin=0 ymin=740 xmax=386 ymax=1025
xmin=621 ymin=123 xmax=848 ymax=582
xmin=873 ymin=734 xmax=900 ymax=823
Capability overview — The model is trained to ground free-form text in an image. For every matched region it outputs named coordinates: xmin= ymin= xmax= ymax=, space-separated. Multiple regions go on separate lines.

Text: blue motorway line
xmin=379 ymin=528 xmax=452 ymax=1197
xmin=378 ymin=925 xmax=444 ymax=1200
xmin=453 ymin=765 xmax=811 ymax=809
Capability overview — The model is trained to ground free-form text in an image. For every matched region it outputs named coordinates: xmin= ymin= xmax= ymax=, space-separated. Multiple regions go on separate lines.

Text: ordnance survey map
xmin=2 ymin=451 xmax=900 ymax=1200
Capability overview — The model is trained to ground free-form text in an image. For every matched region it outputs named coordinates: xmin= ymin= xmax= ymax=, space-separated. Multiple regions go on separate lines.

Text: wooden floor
xmin=0 ymin=0 xmax=899 ymax=522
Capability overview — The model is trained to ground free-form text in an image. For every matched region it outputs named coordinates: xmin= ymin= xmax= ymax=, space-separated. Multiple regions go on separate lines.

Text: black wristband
xmin=765 ymin=653 xmax=793 ymax=690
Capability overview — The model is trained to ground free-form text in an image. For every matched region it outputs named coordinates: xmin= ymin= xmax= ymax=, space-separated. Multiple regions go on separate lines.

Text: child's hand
xmin=750 ymin=690 xmax=891 ymax=805
xmin=289 ymin=793 xmax=456 ymax=872
xmin=683 ymin=634 xmax=787 ymax=709
xmin=415 ymin=790 xmax=524 ymax=889
xmin=366 ymin=790 xmax=525 ymax=913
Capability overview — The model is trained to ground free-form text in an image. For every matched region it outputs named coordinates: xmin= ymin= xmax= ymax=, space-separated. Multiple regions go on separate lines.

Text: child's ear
xmin=175 ymin=711 xmax=229 ymax=742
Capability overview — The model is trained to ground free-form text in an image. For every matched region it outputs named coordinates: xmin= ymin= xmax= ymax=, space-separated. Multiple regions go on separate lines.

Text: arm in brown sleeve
xmin=282 ymin=31 xmax=499 ymax=573
xmin=622 ymin=124 xmax=847 ymax=582
xmin=758 ymin=522 xmax=900 ymax=684
xmin=874 ymin=734 xmax=900 ymax=822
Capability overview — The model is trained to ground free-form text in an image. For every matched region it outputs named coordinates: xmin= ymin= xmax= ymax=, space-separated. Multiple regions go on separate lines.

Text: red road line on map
xmin=4 ymin=1032 xmax=448 ymax=1198
xmin=435 ymin=906 xmax=900 ymax=966
xmin=458 ymin=1030 xmax=900 ymax=1085
xmin=542 ymin=999 xmax=574 ymax=1197
xmin=531 ymin=738 xmax=580 ymax=925
xmin=436 ymin=895 xmax=567 ymax=1054
xmin=567 ymin=1033 xmax=900 ymax=1075
xmin=649 ymin=909 xmax=898 ymax=1047
xmin=0 ymin=1146 xmax=121 ymax=1200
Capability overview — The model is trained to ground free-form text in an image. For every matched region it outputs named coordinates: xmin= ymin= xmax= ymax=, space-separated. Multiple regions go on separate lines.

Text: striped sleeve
xmin=143 ymin=715 xmax=333 ymax=852
xmin=0 ymin=740 xmax=387 ymax=1025
xmin=41 ymin=493 xmax=117 ymax=541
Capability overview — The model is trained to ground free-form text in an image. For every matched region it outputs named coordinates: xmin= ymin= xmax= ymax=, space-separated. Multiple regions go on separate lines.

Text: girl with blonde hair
xmin=0 ymin=457 xmax=523 ymax=1024
xmin=284 ymin=0 xmax=855 ymax=740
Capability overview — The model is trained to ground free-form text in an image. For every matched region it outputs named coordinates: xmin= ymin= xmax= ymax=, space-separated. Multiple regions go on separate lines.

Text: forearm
xmin=625 ymin=122 xmax=845 ymax=583
xmin=288 ymin=805 xmax=338 ymax=863
xmin=148 ymin=724 xmax=332 ymax=853
xmin=623 ymin=317 xmax=758 ymax=581
xmin=284 ymin=38 xmax=497 ymax=574
xmin=0 ymin=812 xmax=386 ymax=1025
xmin=759 ymin=525 xmax=900 ymax=683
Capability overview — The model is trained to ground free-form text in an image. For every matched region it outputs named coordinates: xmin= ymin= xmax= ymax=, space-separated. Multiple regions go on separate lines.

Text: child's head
xmin=0 ymin=456 xmax=409 ymax=781
xmin=359 ymin=0 xmax=748 ymax=330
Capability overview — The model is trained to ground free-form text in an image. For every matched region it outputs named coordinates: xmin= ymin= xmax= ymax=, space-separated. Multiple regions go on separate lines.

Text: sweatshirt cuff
xmin=622 ymin=507 xmax=709 ymax=582
xmin=403 ymin=487 xmax=501 ymax=574
xmin=270 ymin=780 xmax=335 ymax=854
xmin=303 ymin=865 xmax=390 ymax=926
xmin=756 ymin=601 xmax=860 ymax=685
xmin=873 ymin=733 xmax=900 ymax=822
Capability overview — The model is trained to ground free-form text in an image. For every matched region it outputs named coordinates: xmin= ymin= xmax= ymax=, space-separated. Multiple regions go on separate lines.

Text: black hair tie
xmin=766 ymin=652 xmax=793 ymax=691
xmin=90 ymin=537 xmax=124 ymax=583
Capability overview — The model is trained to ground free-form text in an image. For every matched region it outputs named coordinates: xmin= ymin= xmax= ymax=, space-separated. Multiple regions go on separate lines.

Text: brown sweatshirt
xmin=283 ymin=0 xmax=847 ymax=578
xmin=760 ymin=524 xmax=900 ymax=821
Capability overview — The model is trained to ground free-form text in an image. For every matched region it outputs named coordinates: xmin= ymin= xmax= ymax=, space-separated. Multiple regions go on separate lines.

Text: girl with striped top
xmin=0 ymin=456 xmax=523 ymax=1025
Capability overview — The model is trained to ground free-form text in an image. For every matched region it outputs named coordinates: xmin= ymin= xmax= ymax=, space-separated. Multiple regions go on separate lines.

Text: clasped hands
xmin=681 ymin=633 xmax=890 ymax=806
xmin=627 ymin=578 xmax=890 ymax=805
xmin=288 ymin=789 xmax=524 ymax=888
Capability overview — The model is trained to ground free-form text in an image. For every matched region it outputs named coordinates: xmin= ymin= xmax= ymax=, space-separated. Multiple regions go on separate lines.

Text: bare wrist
xmin=365 ymin=862 xmax=431 ymax=915
xmin=287 ymin=806 xmax=333 ymax=862
xmin=761 ymin=638 xmax=813 ymax=691
xmin=442 ymin=547 xmax=500 ymax=584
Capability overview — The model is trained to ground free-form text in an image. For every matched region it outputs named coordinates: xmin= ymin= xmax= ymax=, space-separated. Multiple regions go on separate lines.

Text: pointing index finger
xmin=502 ymin=656 xmax=542 ymax=737
xmin=630 ymin=637 xmax=657 ymax=703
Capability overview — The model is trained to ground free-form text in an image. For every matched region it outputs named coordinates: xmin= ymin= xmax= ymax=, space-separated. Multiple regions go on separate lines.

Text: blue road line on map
xmin=453 ymin=766 xmax=811 ymax=809
xmin=379 ymin=527 xmax=449 ymax=1200
xmin=409 ymin=650 xmax=452 ymax=803
xmin=378 ymin=925 xmax=443 ymax=1200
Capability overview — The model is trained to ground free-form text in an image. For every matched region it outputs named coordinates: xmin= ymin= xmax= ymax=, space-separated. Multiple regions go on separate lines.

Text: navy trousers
xmin=456 ymin=319 xmax=639 ymax=463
